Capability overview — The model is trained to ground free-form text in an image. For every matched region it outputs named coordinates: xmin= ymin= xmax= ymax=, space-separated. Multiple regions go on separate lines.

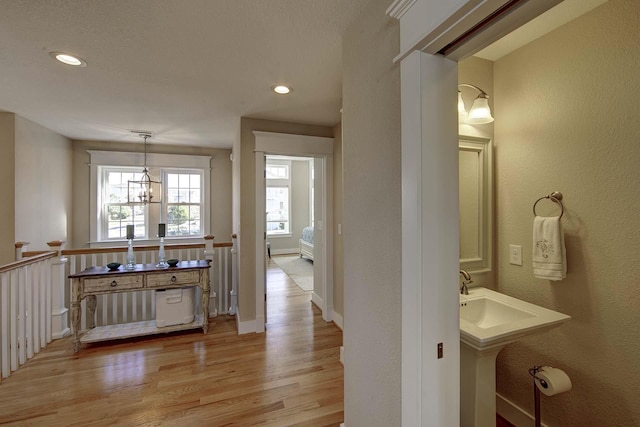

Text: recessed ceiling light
xmin=49 ymin=52 xmax=87 ymax=67
xmin=272 ymin=85 xmax=292 ymax=95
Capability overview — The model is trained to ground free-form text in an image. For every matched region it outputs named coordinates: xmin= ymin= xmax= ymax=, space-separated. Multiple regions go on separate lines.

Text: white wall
xmin=342 ymin=0 xmax=402 ymax=424
xmin=14 ymin=115 xmax=73 ymax=250
xmin=493 ymin=0 xmax=640 ymax=424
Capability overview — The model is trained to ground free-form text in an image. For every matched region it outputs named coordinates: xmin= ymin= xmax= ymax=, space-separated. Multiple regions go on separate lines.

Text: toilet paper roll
xmin=535 ymin=366 xmax=572 ymax=396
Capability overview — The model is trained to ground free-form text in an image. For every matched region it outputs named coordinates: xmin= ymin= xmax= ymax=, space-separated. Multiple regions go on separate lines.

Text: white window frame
xmin=163 ymin=169 xmax=205 ymax=238
xmin=88 ymin=150 xmax=211 ymax=247
xmin=265 ymin=159 xmax=292 ymax=237
xmin=99 ymin=167 xmax=149 ymax=241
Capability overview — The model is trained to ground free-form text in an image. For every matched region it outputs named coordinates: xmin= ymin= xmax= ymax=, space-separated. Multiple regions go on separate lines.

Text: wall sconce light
xmin=458 ymin=83 xmax=494 ymax=124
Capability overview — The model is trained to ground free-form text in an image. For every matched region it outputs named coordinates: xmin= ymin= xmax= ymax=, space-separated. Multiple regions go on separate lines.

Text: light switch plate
xmin=509 ymin=245 xmax=523 ymax=266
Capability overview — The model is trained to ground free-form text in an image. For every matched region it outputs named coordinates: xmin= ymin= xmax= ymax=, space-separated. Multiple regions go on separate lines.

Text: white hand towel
xmin=532 ymin=216 xmax=567 ymax=281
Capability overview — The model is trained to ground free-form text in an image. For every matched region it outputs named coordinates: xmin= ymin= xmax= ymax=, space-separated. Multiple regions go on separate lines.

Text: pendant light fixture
xmin=458 ymin=83 xmax=494 ymax=124
xmin=127 ymin=132 xmax=162 ymax=204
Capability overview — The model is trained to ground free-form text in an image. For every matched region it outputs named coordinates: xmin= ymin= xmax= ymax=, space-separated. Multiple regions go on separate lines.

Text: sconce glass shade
xmin=458 ymin=91 xmax=468 ymax=123
xmin=465 ymin=95 xmax=494 ymax=124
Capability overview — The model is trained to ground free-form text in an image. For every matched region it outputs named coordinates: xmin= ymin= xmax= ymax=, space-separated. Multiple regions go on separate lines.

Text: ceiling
xmin=0 ymin=0 xmax=371 ymax=148
xmin=0 ymin=0 xmax=606 ymax=149
xmin=474 ymin=0 xmax=607 ymax=61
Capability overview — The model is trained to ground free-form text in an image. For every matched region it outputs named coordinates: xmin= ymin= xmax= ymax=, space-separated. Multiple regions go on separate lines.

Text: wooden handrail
xmin=60 ymin=241 xmax=232 ymax=256
xmin=22 ymin=251 xmax=50 ymax=258
xmin=0 ymin=251 xmax=57 ymax=273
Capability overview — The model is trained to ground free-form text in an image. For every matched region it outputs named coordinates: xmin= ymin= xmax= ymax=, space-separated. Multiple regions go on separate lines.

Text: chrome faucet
xmin=459 ymin=270 xmax=473 ymax=295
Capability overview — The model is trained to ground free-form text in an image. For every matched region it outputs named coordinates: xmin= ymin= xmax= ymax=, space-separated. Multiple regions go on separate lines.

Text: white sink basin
xmin=460 ymin=287 xmax=570 ymax=351
xmin=459 ymin=287 xmax=570 ymax=427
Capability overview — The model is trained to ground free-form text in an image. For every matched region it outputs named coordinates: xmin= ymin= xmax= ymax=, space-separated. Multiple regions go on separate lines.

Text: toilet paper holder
xmin=529 ymin=365 xmax=572 ymax=427
xmin=528 ymin=365 xmax=548 ymax=389
xmin=529 ymin=366 xmax=546 ymax=427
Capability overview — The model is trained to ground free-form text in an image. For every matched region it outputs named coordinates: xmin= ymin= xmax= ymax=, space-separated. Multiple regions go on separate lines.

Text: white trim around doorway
xmin=253 ymin=131 xmax=334 ymax=331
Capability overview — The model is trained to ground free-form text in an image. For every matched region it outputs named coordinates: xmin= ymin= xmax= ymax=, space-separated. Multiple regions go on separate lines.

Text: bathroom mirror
xmin=459 ymin=136 xmax=492 ymax=272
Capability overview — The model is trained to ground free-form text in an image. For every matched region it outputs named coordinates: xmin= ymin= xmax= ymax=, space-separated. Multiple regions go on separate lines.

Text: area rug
xmin=272 ymin=255 xmax=314 ymax=291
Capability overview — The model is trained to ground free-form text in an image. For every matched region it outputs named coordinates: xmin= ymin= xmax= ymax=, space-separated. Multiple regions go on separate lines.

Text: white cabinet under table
xmin=69 ymin=260 xmax=211 ymax=353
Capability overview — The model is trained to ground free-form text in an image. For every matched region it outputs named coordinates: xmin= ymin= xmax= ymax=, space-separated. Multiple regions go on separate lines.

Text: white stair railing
xmin=0 ymin=252 xmax=57 ymax=382
xmin=1 ymin=238 xmax=236 ymax=382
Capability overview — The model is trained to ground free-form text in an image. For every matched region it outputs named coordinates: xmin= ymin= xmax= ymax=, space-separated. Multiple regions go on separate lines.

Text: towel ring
xmin=533 ymin=191 xmax=564 ymax=219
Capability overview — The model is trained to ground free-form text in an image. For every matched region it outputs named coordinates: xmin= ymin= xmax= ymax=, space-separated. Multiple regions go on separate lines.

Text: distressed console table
xmin=69 ymin=260 xmax=211 ymax=353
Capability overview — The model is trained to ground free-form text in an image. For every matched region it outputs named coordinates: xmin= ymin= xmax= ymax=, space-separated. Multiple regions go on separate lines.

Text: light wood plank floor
xmin=0 ymin=259 xmax=344 ymax=426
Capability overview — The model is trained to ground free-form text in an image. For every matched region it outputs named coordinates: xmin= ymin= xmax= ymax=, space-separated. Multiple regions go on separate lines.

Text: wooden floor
xmin=0 ymin=259 xmax=344 ymax=426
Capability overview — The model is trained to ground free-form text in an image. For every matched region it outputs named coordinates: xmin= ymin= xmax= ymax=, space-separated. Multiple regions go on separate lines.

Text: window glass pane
xmin=190 ymin=174 xmax=200 ymax=188
xmin=105 ymin=204 xmax=145 ymax=239
xmin=191 ymin=188 xmax=201 ymax=203
xmin=177 ymin=189 xmax=189 ymax=203
xmin=189 ymin=206 xmax=201 ymax=235
xmin=167 ymin=204 xmax=201 ymax=236
xmin=167 ymin=174 xmax=179 ymax=187
xmin=266 ymin=165 xmax=289 ymax=179
xmin=167 ymin=188 xmax=179 ymax=203
xmin=266 ymin=186 xmax=289 ymax=234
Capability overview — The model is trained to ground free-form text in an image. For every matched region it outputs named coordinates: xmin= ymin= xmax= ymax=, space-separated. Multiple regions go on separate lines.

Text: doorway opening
xmin=265 ymin=155 xmax=315 ymax=322
xmin=253 ymin=131 xmax=334 ymax=333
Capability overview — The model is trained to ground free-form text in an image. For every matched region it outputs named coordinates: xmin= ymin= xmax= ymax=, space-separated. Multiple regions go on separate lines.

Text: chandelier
xmin=127 ymin=132 xmax=162 ymax=204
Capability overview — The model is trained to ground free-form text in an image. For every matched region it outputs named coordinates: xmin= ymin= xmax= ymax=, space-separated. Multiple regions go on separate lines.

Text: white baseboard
xmin=339 ymin=346 xmax=344 ymax=365
xmin=271 ymin=248 xmax=299 ymax=256
xmin=332 ymin=309 xmax=344 ymax=330
xmin=255 ymin=314 xmax=265 ymax=333
xmin=311 ymin=292 xmax=323 ymax=309
xmin=497 ymin=393 xmax=549 ymax=427
xmin=235 ymin=308 xmax=257 ymax=335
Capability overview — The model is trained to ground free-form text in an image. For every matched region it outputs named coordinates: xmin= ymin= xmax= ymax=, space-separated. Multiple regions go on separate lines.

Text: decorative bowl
xmin=107 ymin=262 xmax=121 ymax=271
xmin=167 ymin=259 xmax=180 ymax=267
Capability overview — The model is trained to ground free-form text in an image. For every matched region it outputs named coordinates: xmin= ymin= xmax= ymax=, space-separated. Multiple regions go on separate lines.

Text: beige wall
xmin=332 ymin=122 xmax=344 ymax=318
xmin=342 ymin=0 xmax=401 ymax=424
xmin=493 ymin=0 xmax=640 ymax=424
xmin=238 ymin=117 xmax=333 ymax=323
xmin=71 ymin=140 xmax=232 ymax=248
xmin=0 ymin=113 xmax=16 ymax=264
xmin=14 ymin=116 xmax=73 ymax=251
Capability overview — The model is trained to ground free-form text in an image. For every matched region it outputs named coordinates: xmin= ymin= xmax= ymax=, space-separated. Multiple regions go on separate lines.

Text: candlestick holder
xmin=156 ymin=236 xmax=169 ymax=268
xmin=125 ymin=238 xmax=136 ymax=270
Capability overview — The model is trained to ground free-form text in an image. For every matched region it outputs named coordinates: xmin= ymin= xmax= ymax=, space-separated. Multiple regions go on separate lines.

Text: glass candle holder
xmin=125 ymin=238 xmax=136 ymax=270
xmin=156 ymin=236 xmax=168 ymax=268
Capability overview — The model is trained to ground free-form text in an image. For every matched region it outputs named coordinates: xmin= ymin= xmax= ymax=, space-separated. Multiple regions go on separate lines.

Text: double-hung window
xmin=102 ymin=168 xmax=147 ymax=239
xmin=89 ymin=150 xmax=210 ymax=245
xmin=266 ymin=160 xmax=291 ymax=236
xmin=165 ymin=171 xmax=202 ymax=236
